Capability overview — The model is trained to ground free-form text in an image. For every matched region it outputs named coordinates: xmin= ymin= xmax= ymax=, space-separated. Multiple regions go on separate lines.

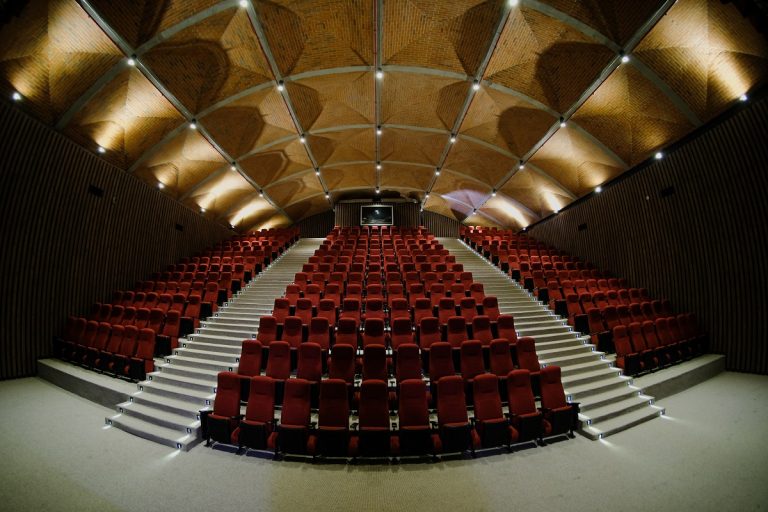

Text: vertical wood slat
xmin=528 ymin=97 xmax=768 ymax=375
xmin=0 ymin=102 xmax=233 ymax=379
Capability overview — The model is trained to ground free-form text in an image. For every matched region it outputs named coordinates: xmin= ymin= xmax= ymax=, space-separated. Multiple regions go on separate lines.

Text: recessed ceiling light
xmin=376 ymin=69 xmax=384 ymax=80
xmin=554 ymin=209 xmax=559 ymax=214
xmin=508 ymin=0 xmax=519 ymax=6
xmin=158 ymin=182 xmax=165 ymax=190
xmin=376 ymin=127 xmax=382 ymax=136
xmin=425 ymin=194 xmax=429 ymax=200
xmin=277 ymin=81 xmax=284 ymax=92
xmin=655 ymin=151 xmax=663 ymax=160
xmin=97 ymin=146 xmax=106 ymax=154
xmin=472 ymin=81 xmax=480 ymax=91
xmin=621 ymin=54 xmax=630 ymax=64
xmin=325 ymin=193 xmax=330 ymax=199
xmin=127 ymin=57 xmax=136 ymax=66
xmin=739 ymin=93 xmax=748 ymax=102
xmin=189 ymin=121 xmax=197 ymax=130
xmin=376 ymin=163 xmax=381 ymax=170
xmin=559 ymin=117 xmax=566 ymax=128
xmin=315 ymin=169 xmax=320 ymax=176
xmin=518 ymin=162 xmax=525 ymax=170
xmin=299 ymin=135 xmax=306 ymax=143
xmin=450 ymin=135 xmax=457 ymax=143
xmin=259 ymin=190 xmax=264 ymax=197
xmin=239 ymin=0 xmax=248 ymax=7
xmin=230 ymin=164 xmax=236 ymax=171
xmin=492 ymin=190 xmax=496 ymax=197
xmin=435 ymin=169 xmax=440 ymax=176
xmin=200 ymin=207 xmax=206 ymax=213
xmin=375 ymin=188 xmax=380 ymax=194
xmin=595 ymin=185 xmax=602 ymax=193
xmin=11 ymin=91 xmax=22 ymax=101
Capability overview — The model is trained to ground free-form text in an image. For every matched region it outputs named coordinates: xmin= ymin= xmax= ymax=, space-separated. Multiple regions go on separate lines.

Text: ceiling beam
xmin=423 ymin=2 xmax=512 ymax=205
xmin=374 ymin=0 xmax=383 ymax=194
xmin=470 ymin=0 xmax=680 ymax=219
xmin=523 ymin=0 xmax=620 ymax=52
xmin=74 ymin=0 xmax=293 ymax=224
xmin=242 ymin=1 xmax=331 ymax=207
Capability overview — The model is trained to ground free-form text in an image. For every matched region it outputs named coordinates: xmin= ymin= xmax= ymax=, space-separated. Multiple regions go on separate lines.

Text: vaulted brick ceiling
xmin=1 ymin=0 xmax=766 ymax=231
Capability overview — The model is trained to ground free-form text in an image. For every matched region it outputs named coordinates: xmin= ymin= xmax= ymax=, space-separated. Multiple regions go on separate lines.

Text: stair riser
xmin=117 ymin=405 xmax=201 ymax=433
xmin=149 ymin=375 xmax=216 ymax=393
xmin=130 ymin=395 xmax=200 ymax=419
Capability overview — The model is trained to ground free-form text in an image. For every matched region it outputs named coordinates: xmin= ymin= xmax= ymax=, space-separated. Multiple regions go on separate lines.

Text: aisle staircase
xmin=106 ymin=238 xmax=324 ymax=450
xmin=439 ymin=238 xmax=665 ymax=439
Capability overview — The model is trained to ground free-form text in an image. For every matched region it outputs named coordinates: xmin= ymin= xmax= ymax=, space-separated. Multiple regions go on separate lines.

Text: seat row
xmin=54 ymin=320 xmax=156 ymax=380
xmin=53 ymin=229 xmax=296 ymax=375
xmin=202 ymin=365 xmax=576 ymax=459
xmin=462 ymin=226 xmax=708 ymax=373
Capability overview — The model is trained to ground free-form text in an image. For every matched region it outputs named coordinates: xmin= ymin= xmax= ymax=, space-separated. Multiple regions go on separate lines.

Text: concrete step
xmin=107 ymin=413 xmax=199 ymax=451
xmin=580 ymin=404 xmax=664 ymax=440
xmin=561 ymin=366 xmax=622 ymax=388
xmin=156 ymin=362 xmax=223 ymax=381
xmin=163 ymin=355 xmax=234 ymax=372
xmin=577 ymin=384 xmax=642 ymax=411
xmin=173 ymin=347 xmax=239 ymax=364
xmin=147 ymin=372 xmax=217 ymax=393
xmin=564 ymin=377 xmax=631 ymax=399
xmin=580 ymin=394 xmax=655 ymax=424
xmin=559 ymin=359 xmax=613 ymax=377
xmin=116 ymin=401 xmax=201 ymax=434
xmin=129 ymin=391 xmax=203 ymax=418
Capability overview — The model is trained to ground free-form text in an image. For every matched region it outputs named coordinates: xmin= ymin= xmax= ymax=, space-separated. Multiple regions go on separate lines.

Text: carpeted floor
xmin=0 ymin=371 xmax=766 ymax=512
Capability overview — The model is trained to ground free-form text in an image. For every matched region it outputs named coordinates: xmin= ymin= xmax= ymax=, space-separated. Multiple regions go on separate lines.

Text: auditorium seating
xmin=53 ymin=228 xmax=297 ymax=382
xmin=197 ymin=226 xmax=588 ymax=462
xmin=461 ymin=225 xmax=708 ymax=376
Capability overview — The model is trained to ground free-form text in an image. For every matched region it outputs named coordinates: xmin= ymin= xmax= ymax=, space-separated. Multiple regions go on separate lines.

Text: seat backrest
xmin=296 ymin=342 xmax=322 ymax=382
xmin=256 ymin=316 xmax=278 ymax=344
xmin=238 ymin=340 xmax=262 ymax=377
xmin=213 ymin=371 xmax=241 ymax=417
xmin=398 ymin=379 xmax=430 ymax=428
xmin=281 ymin=378 xmax=311 ymax=426
xmin=437 ymin=375 xmax=468 ymax=425
xmin=612 ymin=325 xmax=633 ymax=355
xmin=419 ymin=316 xmax=441 ymax=348
xmin=362 ymin=344 xmax=388 ymax=381
xmin=446 ymin=316 xmax=468 ymax=348
xmin=489 ymin=338 xmax=513 ymax=376
xmin=134 ymin=328 xmax=156 ymax=359
xmin=473 ymin=373 xmax=503 ymax=422
xmin=335 ymin=317 xmax=359 ymax=346
xmin=516 ymin=336 xmax=540 ymax=372
xmin=471 ymin=315 xmax=493 ymax=345
xmin=265 ymin=341 xmax=291 ymax=380
xmin=641 ymin=320 xmax=660 ymax=349
xmin=318 ymin=379 xmax=350 ymax=428
xmin=540 ymin=365 xmax=568 ymax=410
xmin=281 ymin=316 xmax=304 ymax=348
xmin=428 ymin=342 xmax=455 ymax=382
xmin=395 ymin=343 xmax=422 ymax=382
xmin=460 ymin=340 xmax=485 ymax=380
xmin=94 ymin=322 xmax=111 ymax=351
xmin=628 ymin=322 xmax=646 ymax=351
xmin=438 ymin=297 xmax=456 ymax=324
xmin=245 ymin=376 xmax=275 ymax=423
xmin=497 ymin=314 xmax=517 ymax=344
xmin=507 ymin=369 xmax=537 ymax=415
xmin=307 ymin=317 xmax=330 ymax=350
xmin=105 ymin=324 xmax=123 ymax=353
xmin=390 ymin=317 xmax=413 ymax=349
xmin=358 ymin=379 xmax=390 ymax=429
xmin=119 ymin=325 xmax=139 ymax=356
xmin=328 ymin=344 xmax=355 ymax=383
xmin=482 ymin=296 xmax=500 ymax=320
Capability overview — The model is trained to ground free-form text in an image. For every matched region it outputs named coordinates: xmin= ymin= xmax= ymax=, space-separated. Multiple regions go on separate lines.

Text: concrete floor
xmin=1 ymin=371 xmax=767 ymax=512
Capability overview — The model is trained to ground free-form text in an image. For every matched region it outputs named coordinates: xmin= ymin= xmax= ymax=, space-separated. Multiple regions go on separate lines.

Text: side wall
xmin=528 ymin=97 xmax=768 ymax=374
xmin=0 ymin=102 xmax=233 ymax=379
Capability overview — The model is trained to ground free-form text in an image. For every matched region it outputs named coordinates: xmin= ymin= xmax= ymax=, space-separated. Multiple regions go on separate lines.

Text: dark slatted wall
xmin=334 ymin=202 xmax=420 ymax=227
xmin=422 ymin=211 xmax=461 ymax=237
xmin=295 ymin=211 xmax=335 ymax=238
xmin=0 ymin=102 xmax=233 ymax=379
xmin=529 ymin=97 xmax=768 ymax=374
